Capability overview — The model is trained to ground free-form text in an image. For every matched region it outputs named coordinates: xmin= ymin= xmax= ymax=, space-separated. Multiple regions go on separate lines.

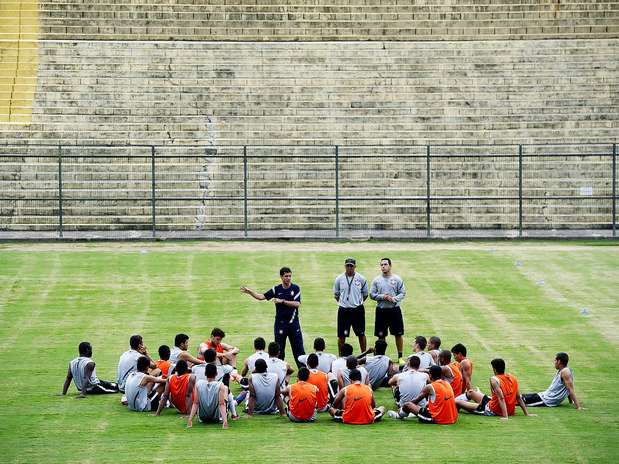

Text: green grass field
xmin=0 ymin=240 xmax=618 ymax=463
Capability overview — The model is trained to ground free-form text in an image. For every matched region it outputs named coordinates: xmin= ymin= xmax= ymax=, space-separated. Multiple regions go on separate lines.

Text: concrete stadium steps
xmin=0 ymin=39 xmax=617 ymax=146
xmin=32 ymin=0 xmax=619 ymax=41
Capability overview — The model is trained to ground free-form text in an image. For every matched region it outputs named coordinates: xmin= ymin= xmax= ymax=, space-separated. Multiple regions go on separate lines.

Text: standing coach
xmin=241 ymin=267 xmax=305 ymax=368
xmin=334 ymin=257 xmax=368 ymax=355
xmin=370 ymin=258 xmax=406 ymax=364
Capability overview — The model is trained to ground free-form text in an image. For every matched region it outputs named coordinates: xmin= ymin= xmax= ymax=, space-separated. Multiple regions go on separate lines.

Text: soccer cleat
xmin=387 ymin=410 xmax=402 ymax=420
xmin=398 ymin=357 xmax=406 ymax=366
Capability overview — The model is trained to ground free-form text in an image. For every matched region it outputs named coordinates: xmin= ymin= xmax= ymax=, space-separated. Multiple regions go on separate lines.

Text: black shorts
xmin=417 ymin=407 xmax=435 ymax=424
xmin=332 ymin=408 xmax=384 ymax=424
xmin=522 ymin=393 xmax=547 ymax=407
xmin=87 ymin=380 xmax=119 ymax=395
xmin=337 ymin=305 xmax=365 ymax=337
xmin=374 ymin=307 xmax=404 ymax=337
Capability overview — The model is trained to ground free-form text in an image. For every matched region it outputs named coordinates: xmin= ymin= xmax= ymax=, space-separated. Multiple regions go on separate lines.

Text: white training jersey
xmin=251 ymin=372 xmax=279 ymax=414
xmin=331 ymin=357 xmax=347 ymax=375
xmin=397 ymin=370 xmax=429 ymax=408
xmin=70 ymin=356 xmax=100 ymax=391
xmin=125 ymin=371 xmax=150 ymax=412
xmin=298 ymin=352 xmax=337 ymax=373
xmin=245 ymin=351 xmax=269 ymax=373
xmin=117 ymin=349 xmax=142 ymax=392
xmin=267 ymin=357 xmax=289 ymax=387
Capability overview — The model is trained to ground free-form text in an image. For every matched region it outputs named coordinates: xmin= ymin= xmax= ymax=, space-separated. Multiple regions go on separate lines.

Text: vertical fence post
xmin=243 ymin=146 xmax=248 ymax=238
xmin=518 ymin=144 xmax=523 ymax=238
xmin=151 ymin=146 xmax=156 ymax=238
xmin=335 ymin=145 xmax=340 ymax=238
xmin=613 ymin=143 xmax=617 ymax=238
xmin=58 ymin=144 xmax=63 ymax=238
xmin=426 ymin=145 xmax=431 ymax=237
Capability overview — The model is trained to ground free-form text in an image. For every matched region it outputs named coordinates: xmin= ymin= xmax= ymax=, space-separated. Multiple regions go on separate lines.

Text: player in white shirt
xmin=241 ymin=337 xmax=269 ymax=376
xmin=267 ymin=341 xmax=294 ymax=387
xmin=297 ymin=337 xmax=337 ymax=373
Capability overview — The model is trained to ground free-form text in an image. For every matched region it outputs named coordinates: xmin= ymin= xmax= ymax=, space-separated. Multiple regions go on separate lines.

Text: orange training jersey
xmin=206 ymin=340 xmax=224 ymax=353
xmin=156 ymin=360 xmax=170 ymax=379
xmin=428 ymin=379 xmax=458 ymax=425
xmin=342 ymin=383 xmax=375 ymax=425
xmin=489 ymin=374 xmax=519 ymax=416
xmin=289 ymin=381 xmax=318 ymax=421
xmin=448 ymin=362 xmax=464 ymax=396
xmin=169 ymin=373 xmax=192 ymax=414
xmin=307 ymin=369 xmax=329 ymax=410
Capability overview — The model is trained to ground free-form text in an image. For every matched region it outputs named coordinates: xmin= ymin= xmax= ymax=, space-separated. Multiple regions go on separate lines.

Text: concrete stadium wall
xmin=0 ymin=1 xmax=617 ymax=235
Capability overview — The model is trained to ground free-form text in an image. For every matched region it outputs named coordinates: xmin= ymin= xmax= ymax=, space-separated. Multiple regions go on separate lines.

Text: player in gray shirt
xmin=188 ymin=363 xmax=230 ymax=429
xmin=334 ymin=257 xmax=369 ymax=354
xmin=522 ymin=352 xmax=583 ymax=409
xmin=388 ymin=355 xmax=430 ymax=409
xmin=297 ymin=337 xmax=338 ymax=373
xmin=117 ymin=334 xmax=156 ymax=394
xmin=362 ymin=340 xmax=394 ymax=390
xmin=62 ymin=342 xmax=118 ymax=396
xmin=370 ymin=258 xmax=406 ymax=363
xmin=247 ymin=359 xmax=286 ymax=416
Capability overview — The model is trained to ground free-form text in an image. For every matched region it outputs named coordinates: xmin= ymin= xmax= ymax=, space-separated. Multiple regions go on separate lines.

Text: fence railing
xmin=0 ymin=143 xmax=617 ymax=239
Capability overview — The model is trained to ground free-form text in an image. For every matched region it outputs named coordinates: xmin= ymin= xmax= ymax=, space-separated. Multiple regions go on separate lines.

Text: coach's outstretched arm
xmin=240 ymin=286 xmax=266 ymax=301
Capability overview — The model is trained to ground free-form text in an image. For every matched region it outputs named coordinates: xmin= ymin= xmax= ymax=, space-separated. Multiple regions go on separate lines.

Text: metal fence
xmin=0 ymin=143 xmax=617 ymax=239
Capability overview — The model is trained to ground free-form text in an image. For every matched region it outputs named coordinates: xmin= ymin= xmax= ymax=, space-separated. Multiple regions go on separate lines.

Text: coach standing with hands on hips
xmin=240 ymin=267 xmax=305 ymax=368
xmin=334 ymin=257 xmax=368 ymax=355
xmin=370 ymin=258 xmax=406 ymax=364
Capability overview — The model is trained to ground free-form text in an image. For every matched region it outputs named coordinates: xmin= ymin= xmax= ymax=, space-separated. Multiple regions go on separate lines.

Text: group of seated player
xmin=62 ymin=329 xmax=583 ymax=428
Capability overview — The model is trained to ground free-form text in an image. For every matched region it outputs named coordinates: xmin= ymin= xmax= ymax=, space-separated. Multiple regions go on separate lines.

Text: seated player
xmin=297 ymin=337 xmax=337 ymax=373
xmin=247 ymin=359 xmax=286 ymax=416
xmin=193 ymin=348 xmax=240 ymax=418
xmin=267 ymin=341 xmax=295 ymax=387
xmin=154 ymin=360 xmax=196 ymax=416
xmin=156 ymin=345 xmax=171 ymax=379
xmin=428 ymin=336 xmax=442 ymax=365
xmin=403 ymin=336 xmax=434 ymax=372
xmin=187 ymin=363 xmax=230 ymax=429
xmin=388 ymin=355 xmax=429 ymax=410
xmin=451 ymin=343 xmax=473 ymax=396
xmin=337 ymin=356 xmax=370 ymax=389
xmin=388 ymin=365 xmax=457 ymax=424
xmin=329 ymin=368 xmax=385 ymax=424
xmin=169 ymin=333 xmax=206 ymax=374
xmin=281 ymin=367 xmax=319 ymax=422
xmin=455 ymin=358 xmax=535 ymax=420
xmin=199 ymin=328 xmax=240 ymax=368
xmin=62 ymin=342 xmax=119 ymax=397
xmin=362 ymin=339 xmax=394 ymax=390
xmin=438 ymin=350 xmax=464 ymax=397
xmin=117 ymin=334 xmax=157 ymax=394
xmin=125 ymin=356 xmax=166 ymax=412
xmin=522 ymin=352 xmax=582 ymax=409
xmin=240 ymin=337 xmax=269 ymax=377
xmin=306 ymin=353 xmax=331 ymax=412
xmin=331 ymin=343 xmax=354 ymax=376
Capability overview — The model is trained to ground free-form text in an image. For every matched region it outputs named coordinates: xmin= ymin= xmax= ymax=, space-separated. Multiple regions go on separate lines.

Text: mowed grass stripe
xmin=0 ymin=242 xmax=617 ymax=463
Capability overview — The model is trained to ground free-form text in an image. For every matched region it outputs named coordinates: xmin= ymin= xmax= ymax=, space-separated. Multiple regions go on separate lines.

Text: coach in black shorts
xmin=333 ymin=257 xmax=368 ymax=355
xmin=370 ymin=258 xmax=406 ymax=364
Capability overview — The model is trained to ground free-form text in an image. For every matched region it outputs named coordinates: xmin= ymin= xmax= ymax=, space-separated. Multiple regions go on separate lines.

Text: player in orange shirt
xmin=281 ymin=368 xmax=318 ymax=422
xmin=437 ymin=350 xmax=464 ymax=397
xmin=388 ymin=365 xmax=458 ymax=424
xmin=306 ymin=353 xmax=330 ymax=412
xmin=455 ymin=358 xmax=535 ymax=420
xmin=155 ymin=345 xmax=171 ymax=379
xmin=154 ymin=360 xmax=196 ymax=416
xmin=199 ymin=328 xmax=240 ymax=368
xmin=451 ymin=343 xmax=473 ymax=395
xmin=329 ymin=369 xmax=385 ymax=424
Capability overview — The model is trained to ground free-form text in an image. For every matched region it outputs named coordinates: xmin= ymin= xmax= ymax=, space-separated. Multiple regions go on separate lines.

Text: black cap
xmin=344 ymin=257 xmax=356 ymax=266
